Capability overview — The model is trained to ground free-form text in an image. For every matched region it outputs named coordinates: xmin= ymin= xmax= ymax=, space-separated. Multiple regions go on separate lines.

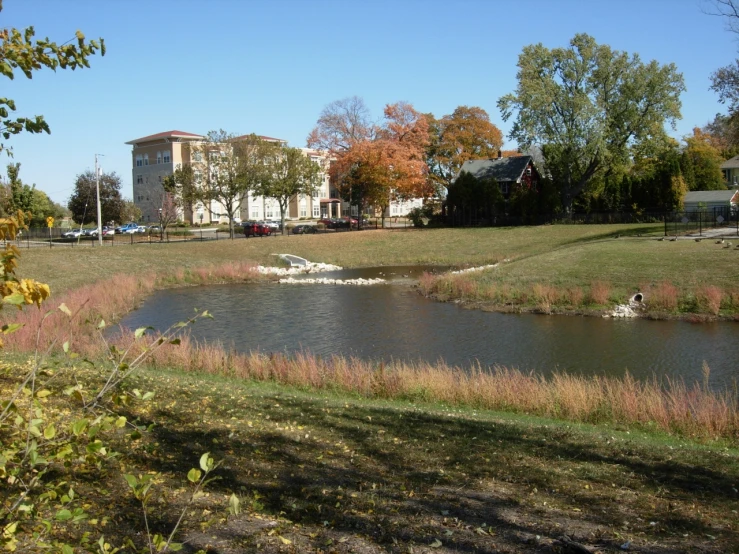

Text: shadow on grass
xmin=114 ymin=382 xmax=739 ymax=553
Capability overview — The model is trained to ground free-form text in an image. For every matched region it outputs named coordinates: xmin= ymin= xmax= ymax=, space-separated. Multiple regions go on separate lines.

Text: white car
xmin=62 ymin=229 xmax=83 ymax=238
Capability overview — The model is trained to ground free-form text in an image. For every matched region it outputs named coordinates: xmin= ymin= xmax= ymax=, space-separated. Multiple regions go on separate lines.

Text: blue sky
xmin=3 ymin=0 xmax=737 ymax=205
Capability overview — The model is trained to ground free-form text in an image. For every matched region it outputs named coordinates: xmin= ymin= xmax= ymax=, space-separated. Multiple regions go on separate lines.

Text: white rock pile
xmin=605 ymin=294 xmax=644 ymax=318
xmin=278 ymin=277 xmax=386 ymax=286
xmin=256 ymin=262 xmax=342 ymax=276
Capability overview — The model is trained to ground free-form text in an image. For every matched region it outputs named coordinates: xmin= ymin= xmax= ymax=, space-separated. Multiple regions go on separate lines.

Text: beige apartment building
xmin=126 ymin=131 xmax=343 ymax=225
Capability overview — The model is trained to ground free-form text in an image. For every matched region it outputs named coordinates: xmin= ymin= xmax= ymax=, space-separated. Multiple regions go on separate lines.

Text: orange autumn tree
xmin=308 ymin=98 xmax=431 ymax=223
xmin=426 ymin=106 xmax=504 ymax=195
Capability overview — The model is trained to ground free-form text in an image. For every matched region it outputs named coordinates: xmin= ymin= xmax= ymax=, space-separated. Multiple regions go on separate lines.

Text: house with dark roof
xmin=456 ymin=155 xmax=541 ymax=198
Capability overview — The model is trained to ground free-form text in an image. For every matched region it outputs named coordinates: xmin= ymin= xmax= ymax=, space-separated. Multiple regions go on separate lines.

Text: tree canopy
xmin=426 ymin=106 xmax=504 ymax=195
xmin=308 ymin=98 xmax=430 ymax=221
xmin=195 ymin=131 xmax=270 ymax=237
xmin=67 ymin=170 xmax=124 ymax=225
xmin=257 ymin=146 xmax=321 ymax=232
xmin=498 ymin=33 xmax=685 ymax=213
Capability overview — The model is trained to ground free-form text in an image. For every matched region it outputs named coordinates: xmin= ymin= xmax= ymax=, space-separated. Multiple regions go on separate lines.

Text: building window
xmin=300 ymin=208 xmax=307 ymax=217
xmin=313 ymin=206 xmax=320 ymax=218
xmin=163 ymin=151 xmax=171 ymax=163
xmin=156 ymin=151 xmax=162 ymax=164
xmin=194 ymin=170 xmax=202 ymax=183
xmin=266 ymin=206 xmax=273 ymax=218
xmin=193 ymin=151 xmax=202 ymax=162
xmin=144 ymin=154 xmax=149 ymax=166
xmin=251 ymin=209 xmax=259 ymax=218
xmin=136 ymin=175 xmax=143 ymax=184
xmin=136 ymin=155 xmax=143 ymax=167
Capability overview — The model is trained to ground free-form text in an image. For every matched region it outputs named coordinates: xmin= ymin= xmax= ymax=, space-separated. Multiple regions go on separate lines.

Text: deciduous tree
xmin=195 ymin=131 xmax=269 ymax=238
xmin=681 ymin=128 xmax=726 ymax=190
xmin=426 ymin=106 xmax=504 ymax=195
xmin=257 ymin=146 xmax=321 ymax=233
xmin=324 ymin=101 xmax=431 ymax=224
xmin=498 ymin=33 xmax=685 ymax=213
xmin=162 ymin=158 xmax=199 ymax=221
xmin=0 ymin=7 xmax=104 ymax=155
xmin=307 ymin=96 xmax=374 ymax=152
xmin=67 ymin=170 xmax=124 ymax=225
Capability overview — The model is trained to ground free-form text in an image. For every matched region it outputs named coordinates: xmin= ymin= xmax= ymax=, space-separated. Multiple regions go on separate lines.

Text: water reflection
xmin=119 ymin=272 xmax=739 ymax=390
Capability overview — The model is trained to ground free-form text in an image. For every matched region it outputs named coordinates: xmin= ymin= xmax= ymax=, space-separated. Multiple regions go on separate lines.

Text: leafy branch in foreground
xmin=124 ymin=453 xmax=221 ymax=553
xmin=1 ymin=209 xmax=224 ymax=552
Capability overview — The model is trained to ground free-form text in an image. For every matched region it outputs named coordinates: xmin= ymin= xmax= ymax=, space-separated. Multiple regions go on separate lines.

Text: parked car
xmin=148 ymin=224 xmax=162 ymax=232
xmin=334 ymin=217 xmax=358 ymax=228
xmin=62 ymin=229 xmax=83 ymax=238
xmin=115 ymin=223 xmax=139 ymax=234
xmin=102 ymin=226 xmax=115 ymax=236
xmin=291 ymin=224 xmax=317 ymax=235
xmin=136 ymin=226 xmax=147 ymax=233
xmin=263 ymin=220 xmax=281 ymax=232
xmin=82 ymin=227 xmax=97 ymax=236
xmin=242 ymin=221 xmax=271 ymax=237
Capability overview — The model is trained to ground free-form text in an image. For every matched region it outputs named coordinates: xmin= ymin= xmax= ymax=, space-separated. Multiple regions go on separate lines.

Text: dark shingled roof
xmin=457 ymin=156 xmax=534 ymax=183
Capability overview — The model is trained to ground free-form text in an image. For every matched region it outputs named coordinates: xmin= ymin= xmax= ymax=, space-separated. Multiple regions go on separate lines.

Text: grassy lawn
xmin=4 ymin=360 xmax=738 ymax=553
xmin=17 ymin=223 xmax=716 ymax=294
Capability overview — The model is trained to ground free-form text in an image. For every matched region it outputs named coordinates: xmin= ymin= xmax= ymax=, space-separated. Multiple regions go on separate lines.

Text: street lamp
xmin=158 ymin=208 xmax=163 ymax=241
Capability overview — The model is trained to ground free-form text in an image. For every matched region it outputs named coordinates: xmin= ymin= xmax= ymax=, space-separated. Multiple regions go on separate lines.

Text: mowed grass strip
xmin=20 ymin=224 xmax=670 ymax=294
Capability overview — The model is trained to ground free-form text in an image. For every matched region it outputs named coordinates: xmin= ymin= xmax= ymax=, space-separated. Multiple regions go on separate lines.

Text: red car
xmin=242 ymin=221 xmax=271 ymax=237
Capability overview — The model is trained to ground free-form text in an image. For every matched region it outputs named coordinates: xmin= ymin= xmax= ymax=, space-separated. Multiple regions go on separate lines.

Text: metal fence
xmin=447 ymin=206 xmax=739 ymax=236
xmin=663 ymin=207 xmax=739 ymax=237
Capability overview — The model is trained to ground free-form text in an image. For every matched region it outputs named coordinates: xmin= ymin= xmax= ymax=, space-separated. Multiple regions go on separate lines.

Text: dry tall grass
xmin=6 ymin=261 xmax=738 ymax=443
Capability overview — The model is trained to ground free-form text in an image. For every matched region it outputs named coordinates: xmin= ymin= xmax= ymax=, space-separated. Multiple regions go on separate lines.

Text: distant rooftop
xmin=125 ymin=130 xmax=203 ymax=145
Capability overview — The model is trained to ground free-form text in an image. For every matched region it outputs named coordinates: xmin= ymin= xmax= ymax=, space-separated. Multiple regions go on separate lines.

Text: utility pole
xmin=95 ymin=154 xmax=104 ymax=246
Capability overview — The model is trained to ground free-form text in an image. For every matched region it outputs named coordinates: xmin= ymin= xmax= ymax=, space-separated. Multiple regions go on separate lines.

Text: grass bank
xmin=3 ymin=358 xmax=737 ymax=553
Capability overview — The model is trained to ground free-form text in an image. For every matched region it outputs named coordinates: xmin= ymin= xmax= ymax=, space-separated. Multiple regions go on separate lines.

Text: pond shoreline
xmin=419 ymin=289 xmax=739 ymax=324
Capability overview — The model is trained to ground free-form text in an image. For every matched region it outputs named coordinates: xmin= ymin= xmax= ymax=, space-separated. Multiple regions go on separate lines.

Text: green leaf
xmin=228 ymin=493 xmax=241 ymax=515
xmin=187 ymin=468 xmax=201 ymax=483
xmin=168 ymin=543 xmax=183 ymax=552
xmin=55 ymin=509 xmax=72 ymax=521
xmin=169 ymin=338 xmax=181 ymax=345
xmin=123 ymin=474 xmax=138 ymax=488
xmin=71 ymin=419 xmax=88 ymax=436
xmin=97 ymin=319 xmax=106 ymax=329
xmin=115 ymin=416 xmax=127 ymax=428
xmin=134 ymin=327 xmax=148 ymax=339
xmin=199 ymin=452 xmax=212 ymax=472
xmin=1 ymin=323 xmax=22 ymax=334
xmin=43 ymin=424 xmax=56 ymax=440
xmin=62 ymin=341 xmax=69 ymax=353
xmin=58 ymin=303 xmax=72 ymax=316
xmin=36 ymin=389 xmax=52 ymax=398
xmin=3 ymin=292 xmax=25 ymax=305
xmin=61 ymin=545 xmax=74 ymax=554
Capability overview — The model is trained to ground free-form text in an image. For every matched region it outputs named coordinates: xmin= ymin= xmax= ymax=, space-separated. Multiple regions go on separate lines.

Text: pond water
xmin=119 ymin=266 xmax=739 ymax=390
